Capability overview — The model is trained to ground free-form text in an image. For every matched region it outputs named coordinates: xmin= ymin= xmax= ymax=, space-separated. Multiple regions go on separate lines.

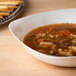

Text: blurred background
xmin=22 ymin=0 xmax=76 ymax=16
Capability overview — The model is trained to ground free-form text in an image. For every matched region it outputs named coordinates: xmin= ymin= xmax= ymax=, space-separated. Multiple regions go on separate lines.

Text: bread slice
xmin=0 ymin=0 xmax=23 ymax=1
xmin=0 ymin=1 xmax=24 ymax=5
xmin=0 ymin=5 xmax=18 ymax=10
xmin=0 ymin=15 xmax=3 ymax=19
xmin=0 ymin=12 xmax=10 ymax=16
xmin=3 ymin=5 xmax=18 ymax=9
xmin=0 ymin=9 xmax=13 ymax=12
xmin=0 ymin=5 xmax=8 ymax=9
xmin=7 ymin=5 xmax=18 ymax=9
xmin=0 ymin=0 xmax=24 ymax=20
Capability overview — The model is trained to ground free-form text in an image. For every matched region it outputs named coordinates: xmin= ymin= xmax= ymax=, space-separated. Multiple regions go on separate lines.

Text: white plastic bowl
xmin=9 ymin=8 xmax=76 ymax=67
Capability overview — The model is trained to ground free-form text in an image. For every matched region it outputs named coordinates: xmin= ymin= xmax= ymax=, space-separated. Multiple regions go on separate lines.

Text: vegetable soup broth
xmin=23 ymin=24 xmax=76 ymax=57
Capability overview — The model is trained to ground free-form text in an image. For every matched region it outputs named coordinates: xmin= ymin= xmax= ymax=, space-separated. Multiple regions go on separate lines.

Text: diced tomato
xmin=48 ymin=27 xmax=56 ymax=31
xmin=39 ymin=31 xmax=43 ymax=33
xmin=49 ymin=40 xmax=54 ymax=43
xmin=37 ymin=39 xmax=44 ymax=42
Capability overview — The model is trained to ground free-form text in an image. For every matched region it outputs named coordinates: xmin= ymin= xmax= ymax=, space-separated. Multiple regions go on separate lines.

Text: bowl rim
xmin=9 ymin=8 xmax=76 ymax=59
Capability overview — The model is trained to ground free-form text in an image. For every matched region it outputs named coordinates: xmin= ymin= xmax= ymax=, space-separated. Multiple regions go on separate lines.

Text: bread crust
xmin=0 ymin=15 xmax=3 ymax=19
xmin=0 ymin=12 xmax=10 ymax=16
xmin=0 ymin=1 xmax=23 ymax=5
xmin=0 ymin=9 xmax=13 ymax=12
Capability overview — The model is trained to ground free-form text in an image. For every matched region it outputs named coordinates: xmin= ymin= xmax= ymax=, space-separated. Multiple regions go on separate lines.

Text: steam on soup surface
xmin=23 ymin=23 xmax=76 ymax=57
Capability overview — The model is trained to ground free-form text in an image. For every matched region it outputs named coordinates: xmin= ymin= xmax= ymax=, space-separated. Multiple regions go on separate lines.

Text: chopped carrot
xmin=56 ymin=31 xmax=63 ymax=37
xmin=62 ymin=30 xmax=71 ymax=36
xmin=52 ymin=46 xmax=57 ymax=50
xmin=56 ymin=30 xmax=71 ymax=37
xmin=48 ymin=27 xmax=56 ymax=31
xmin=39 ymin=31 xmax=43 ymax=33
xmin=40 ymin=50 xmax=49 ymax=54
xmin=38 ymin=39 xmax=44 ymax=42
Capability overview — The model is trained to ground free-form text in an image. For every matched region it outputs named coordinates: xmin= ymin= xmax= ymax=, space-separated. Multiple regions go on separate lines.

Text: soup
xmin=23 ymin=23 xmax=76 ymax=57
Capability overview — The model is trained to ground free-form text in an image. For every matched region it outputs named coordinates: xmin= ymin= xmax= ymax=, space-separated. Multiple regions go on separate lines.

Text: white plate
xmin=9 ymin=8 xmax=76 ymax=67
